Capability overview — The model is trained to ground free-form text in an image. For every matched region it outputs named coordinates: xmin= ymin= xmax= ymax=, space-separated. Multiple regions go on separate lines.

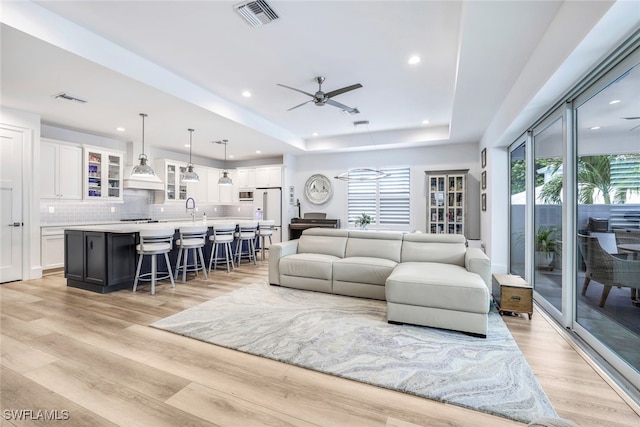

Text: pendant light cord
xmin=188 ymin=129 xmax=194 ymax=162
xmin=140 ymin=113 xmax=147 ymax=155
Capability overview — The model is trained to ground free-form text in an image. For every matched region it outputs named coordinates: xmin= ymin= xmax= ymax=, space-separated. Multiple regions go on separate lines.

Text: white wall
xmin=293 ymin=143 xmax=481 ymax=239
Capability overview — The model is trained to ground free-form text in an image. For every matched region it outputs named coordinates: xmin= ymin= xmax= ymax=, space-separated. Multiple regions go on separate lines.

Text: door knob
xmin=7 ymin=222 xmax=22 ymax=227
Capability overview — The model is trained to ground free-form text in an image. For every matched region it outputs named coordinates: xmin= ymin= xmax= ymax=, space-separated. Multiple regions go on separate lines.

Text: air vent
xmin=52 ymin=92 xmax=87 ymax=104
xmin=234 ymin=0 xmax=280 ymax=27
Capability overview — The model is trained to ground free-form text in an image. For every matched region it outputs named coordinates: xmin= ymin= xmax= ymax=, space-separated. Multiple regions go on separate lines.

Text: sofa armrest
xmin=268 ymin=240 xmax=299 ymax=285
xmin=465 ymin=248 xmax=491 ymax=290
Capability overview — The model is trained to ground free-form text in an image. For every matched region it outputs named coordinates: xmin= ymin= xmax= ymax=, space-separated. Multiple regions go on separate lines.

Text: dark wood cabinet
xmin=65 ymin=230 xmax=136 ymax=293
xmin=64 ymin=230 xmax=84 ymax=281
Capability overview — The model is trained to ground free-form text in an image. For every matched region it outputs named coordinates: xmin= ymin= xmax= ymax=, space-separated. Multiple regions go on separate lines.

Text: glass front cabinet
xmin=156 ymin=159 xmax=189 ymax=203
xmin=84 ymin=146 xmax=123 ymax=200
xmin=426 ymin=169 xmax=468 ymax=235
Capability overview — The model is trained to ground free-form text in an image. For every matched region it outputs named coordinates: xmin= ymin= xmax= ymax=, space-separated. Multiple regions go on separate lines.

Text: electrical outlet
xmin=48 ymin=206 xmax=55 ymax=214
xmin=110 ymin=207 xmax=115 ymax=213
xmin=160 ymin=207 xmax=164 ymax=212
xmin=214 ymin=207 xmax=217 ymax=212
xmin=238 ymin=207 xmax=241 ymax=212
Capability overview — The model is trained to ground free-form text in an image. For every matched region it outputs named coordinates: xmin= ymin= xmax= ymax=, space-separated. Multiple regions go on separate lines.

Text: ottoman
xmin=385 ymin=262 xmax=491 ymax=337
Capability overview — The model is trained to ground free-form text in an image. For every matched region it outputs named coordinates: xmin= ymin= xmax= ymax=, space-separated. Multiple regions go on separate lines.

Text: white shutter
xmin=347 ymin=166 xmax=410 ymax=229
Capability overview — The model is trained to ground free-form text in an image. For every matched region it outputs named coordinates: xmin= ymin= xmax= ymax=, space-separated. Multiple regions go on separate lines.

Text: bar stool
xmin=133 ymin=228 xmax=175 ymax=295
xmin=208 ymin=222 xmax=236 ymax=273
xmin=256 ymin=220 xmax=274 ymax=261
xmin=234 ymin=221 xmax=258 ymax=265
xmin=175 ymin=225 xmax=209 ymax=282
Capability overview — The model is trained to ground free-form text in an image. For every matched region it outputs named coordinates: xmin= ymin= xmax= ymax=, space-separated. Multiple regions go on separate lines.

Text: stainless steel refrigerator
xmin=253 ymin=187 xmax=282 ymax=245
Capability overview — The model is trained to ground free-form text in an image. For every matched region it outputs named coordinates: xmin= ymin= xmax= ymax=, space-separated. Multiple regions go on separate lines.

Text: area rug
xmin=151 ymin=283 xmax=557 ymax=423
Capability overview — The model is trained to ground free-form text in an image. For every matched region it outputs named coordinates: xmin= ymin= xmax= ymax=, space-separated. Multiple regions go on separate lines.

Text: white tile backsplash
xmin=40 ymin=189 xmax=255 ymax=225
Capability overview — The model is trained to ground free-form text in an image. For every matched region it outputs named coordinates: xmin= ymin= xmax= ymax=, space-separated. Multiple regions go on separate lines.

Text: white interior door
xmin=0 ymin=128 xmax=23 ymax=283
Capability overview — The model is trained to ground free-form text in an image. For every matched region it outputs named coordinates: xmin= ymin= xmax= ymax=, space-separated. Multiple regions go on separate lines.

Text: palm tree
xmin=539 ymin=155 xmax=640 ymax=204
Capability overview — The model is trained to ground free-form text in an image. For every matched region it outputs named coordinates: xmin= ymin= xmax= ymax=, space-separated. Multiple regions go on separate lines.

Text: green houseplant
xmin=355 ymin=213 xmax=372 ymax=230
xmin=536 ymin=226 xmax=560 ymax=270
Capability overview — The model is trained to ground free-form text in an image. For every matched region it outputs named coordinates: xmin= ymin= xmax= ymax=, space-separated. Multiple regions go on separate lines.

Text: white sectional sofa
xmin=269 ymin=228 xmax=492 ymax=337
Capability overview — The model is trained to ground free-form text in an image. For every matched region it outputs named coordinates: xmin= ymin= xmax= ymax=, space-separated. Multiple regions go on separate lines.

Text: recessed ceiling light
xmin=422 ymin=119 xmax=430 ymax=125
xmin=590 ymin=126 xmax=601 ymax=130
xmin=184 ymin=144 xmax=190 ymax=147
xmin=609 ymin=99 xmax=621 ymax=105
xmin=256 ymin=150 xmax=261 ymax=154
xmin=228 ymin=155 xmax=234 ymax=158
xmin=312 ymin=132 xmax=319 ymax=137
xmin=408 ymin=55 xmax=421 ymax=65
xmin=242 ymin=90 xmax=252 ymax=98
xmin=116 ymin=127 xmax=125 ymax=132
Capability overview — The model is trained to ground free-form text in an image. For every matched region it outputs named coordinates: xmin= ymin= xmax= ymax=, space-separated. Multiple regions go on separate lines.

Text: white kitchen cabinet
xmin=84 ymin=146 xmax=123 ymax=201
xmin=41 ymin=227 xmax=65 ymax=271
xmin=186 ymin=166 xmax=208 ymax=203
xmin=237 ymin=168 xmax=256 ymax=188
xmin=207 ymin=168 xmax=221 ymax=202
xmin=255 ymin=166 xmax=282 ymax=187
xmin=41 ymin=139 xmax=83 ymax=200
xmin=218 ymin=169 xmax=238 ymax=204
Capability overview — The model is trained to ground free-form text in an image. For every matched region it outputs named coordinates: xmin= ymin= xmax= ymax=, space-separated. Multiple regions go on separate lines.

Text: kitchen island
xmin=64 ymin=219 xmax=252 ymax=293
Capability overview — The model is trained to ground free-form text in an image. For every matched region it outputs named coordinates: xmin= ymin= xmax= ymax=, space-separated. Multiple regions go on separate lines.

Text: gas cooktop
xmin=120 ymin=218 xmax=158 ymax=223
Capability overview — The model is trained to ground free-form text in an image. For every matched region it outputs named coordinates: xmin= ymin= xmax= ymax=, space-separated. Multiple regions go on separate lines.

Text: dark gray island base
xmin=63 ymin=220 xmax=252 ymax=293
xmin=65 ymin=230 xmax=137 ymax=293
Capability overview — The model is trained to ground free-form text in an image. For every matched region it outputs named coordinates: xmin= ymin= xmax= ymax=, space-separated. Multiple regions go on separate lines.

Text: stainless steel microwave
xmin=238 ymin=190 xmax=254 ymax=201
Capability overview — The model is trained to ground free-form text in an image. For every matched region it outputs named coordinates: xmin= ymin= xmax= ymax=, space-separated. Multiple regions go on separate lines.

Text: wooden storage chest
xmin=492 ymin=274 xmax=533 ymax=319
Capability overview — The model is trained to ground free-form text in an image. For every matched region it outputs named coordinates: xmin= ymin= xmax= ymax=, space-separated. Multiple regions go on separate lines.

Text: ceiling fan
xmin=277 ymin=76 xmax=362 ymax=114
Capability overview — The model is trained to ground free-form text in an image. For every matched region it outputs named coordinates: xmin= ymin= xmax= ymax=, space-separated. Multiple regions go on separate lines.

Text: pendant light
xmin=181 ymin=128 xmax=200 ymax=182
xmin=131 ymin=113 xmax=155 ymax=177
xmin=217 ymin=139 xmax=233 ymax=186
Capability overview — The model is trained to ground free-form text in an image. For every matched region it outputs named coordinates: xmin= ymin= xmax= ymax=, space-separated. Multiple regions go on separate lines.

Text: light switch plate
xmin=48 ymin=206 xmax=55 ymax=213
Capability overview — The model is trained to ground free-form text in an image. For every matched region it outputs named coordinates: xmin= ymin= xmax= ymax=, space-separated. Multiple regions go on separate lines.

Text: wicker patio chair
xmin=577 ymin=234 xmax=640 ymax=307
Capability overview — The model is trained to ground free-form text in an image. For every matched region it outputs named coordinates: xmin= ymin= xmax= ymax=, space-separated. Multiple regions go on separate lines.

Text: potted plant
xmin=355 ymin=213 xmax=372 ymax=230
xmin=536 ymin=226 xmax=560 ymax=270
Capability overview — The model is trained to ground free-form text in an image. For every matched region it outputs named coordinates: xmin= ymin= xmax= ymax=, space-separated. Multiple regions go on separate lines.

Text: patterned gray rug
xmin=151 ymin=283 xmax=557 ymax=423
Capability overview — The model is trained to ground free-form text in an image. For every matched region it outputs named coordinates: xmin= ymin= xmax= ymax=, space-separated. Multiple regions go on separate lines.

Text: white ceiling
xmin=0 ymin=0 xmax=598 ymax=162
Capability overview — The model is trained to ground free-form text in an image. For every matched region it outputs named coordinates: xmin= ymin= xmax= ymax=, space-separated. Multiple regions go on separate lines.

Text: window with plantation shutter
xmin=347 ymin=167 xmax=410 ymax=229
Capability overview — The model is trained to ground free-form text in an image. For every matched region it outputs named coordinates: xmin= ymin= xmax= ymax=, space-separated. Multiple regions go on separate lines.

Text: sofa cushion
xmin=333 ymin=257 xmax=398 ymax=286
xmin=401 ymin=233 xmax=466 ymax=266
xmin=298 ymin=228 xmax=349 ymax=258
xmin=345 ymin=231 xmax=403 ymax=262
xmin=386 ymin=262 xmax=490 ymax=314
xmin=280 ymin=253 xmax=339 ymax=280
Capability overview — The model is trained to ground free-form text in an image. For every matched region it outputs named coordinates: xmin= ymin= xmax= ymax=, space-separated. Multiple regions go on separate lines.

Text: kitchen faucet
xmin=186 ymin=197 xmax=196 ymax=222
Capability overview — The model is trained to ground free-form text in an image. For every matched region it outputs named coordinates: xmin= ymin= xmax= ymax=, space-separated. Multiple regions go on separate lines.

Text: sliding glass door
xmin=532 ymin=111 xmax=564 ymax=317
xmin=573 ymin=50 xmax=640 ymax=376
xmin=509 ymin=141 xmax=527 ymax=278
xmin=508 ymin=42 xmax=640 ymax=389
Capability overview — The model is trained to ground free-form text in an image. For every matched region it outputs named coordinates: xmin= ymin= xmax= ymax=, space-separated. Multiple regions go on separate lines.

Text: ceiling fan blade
xmin=325 ymin=98 xmax=359 ymax=113
xmin=277 ymin=83 xmax=315 ymax=98
xmin=287 ymin=99 xmax=313 ymax=111
xmin=325 ymin=83 xmax=363 ymax=99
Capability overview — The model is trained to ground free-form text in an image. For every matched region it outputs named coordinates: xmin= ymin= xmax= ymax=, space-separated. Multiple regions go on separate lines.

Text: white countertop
xmin=63 ymin=218 xmax=256 ymax=233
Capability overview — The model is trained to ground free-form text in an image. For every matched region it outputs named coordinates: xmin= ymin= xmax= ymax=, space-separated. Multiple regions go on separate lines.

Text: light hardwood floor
xmin=1 ymin=260 xmax=639 ymax=427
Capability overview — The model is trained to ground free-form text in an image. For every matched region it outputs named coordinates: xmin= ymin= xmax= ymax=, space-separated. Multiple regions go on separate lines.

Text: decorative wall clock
xmin=304 ymin=174 xmax=332 ymax=204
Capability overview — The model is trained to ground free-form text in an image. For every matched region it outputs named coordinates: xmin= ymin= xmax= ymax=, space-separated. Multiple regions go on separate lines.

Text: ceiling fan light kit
xmin=278 ymin=76 xmax=362 ymax=114
xmin=131 ymin=113 xmax=156 ymax=177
